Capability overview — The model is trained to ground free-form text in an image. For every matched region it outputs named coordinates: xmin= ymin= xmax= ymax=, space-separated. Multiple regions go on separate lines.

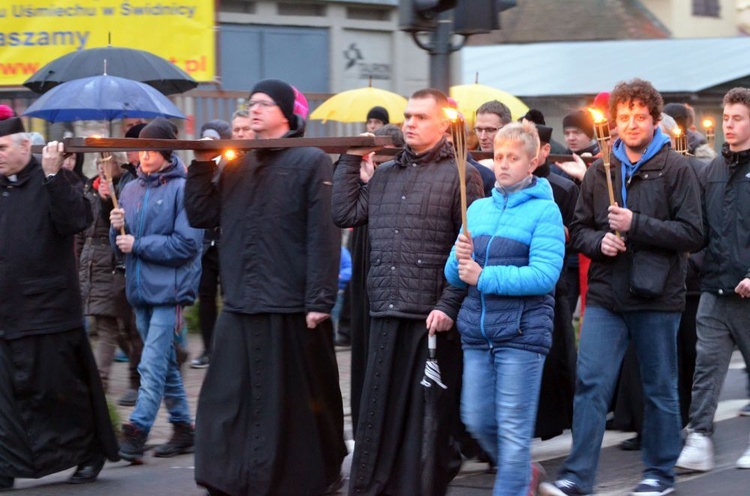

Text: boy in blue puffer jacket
xmin=109 ymin=118 xmax=203 ymax=463
xmin=445 ymin=120 xmax=565 ymax=496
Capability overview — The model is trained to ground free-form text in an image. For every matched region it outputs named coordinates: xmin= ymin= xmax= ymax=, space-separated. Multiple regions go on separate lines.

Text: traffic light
xmin=452 ymin=0 xmax=517 ymax=35
xmin=399 ymin=0 xmax=457 ymax=32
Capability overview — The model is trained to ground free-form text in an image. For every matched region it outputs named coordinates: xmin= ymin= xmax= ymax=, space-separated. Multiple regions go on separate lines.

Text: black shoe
xmin=620 ymin=435 xmax=642 ymax=451
xmin=0 ymin=477 xmax=13 ymax=492
xmin=190 ymin=353 xmax=210 ymax=369
xmin=117 ymin=388 xmax=138 ymax=407
xmin=153 ymin=422 xmax=194 ymax=458
xmin=119 ymin=423 xmax=147 ymax=462
xmin=333 ymin=335 xmax=351 ymax=348
xmin=323 ymin=472 xmax=344 ymax=494
xmin=68 ymin=454 xmax=105 ymax=484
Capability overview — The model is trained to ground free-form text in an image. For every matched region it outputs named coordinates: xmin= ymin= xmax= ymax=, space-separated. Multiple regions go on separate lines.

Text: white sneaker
xmin=675 ymin=432 xmax=714 ymax=472
xmin=737 ymin=445 xmax=750 ymax=469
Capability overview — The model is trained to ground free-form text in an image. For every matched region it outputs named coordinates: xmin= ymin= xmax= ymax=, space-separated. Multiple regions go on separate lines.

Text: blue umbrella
xmin=23 ymin=74 xmax=185 ymax=122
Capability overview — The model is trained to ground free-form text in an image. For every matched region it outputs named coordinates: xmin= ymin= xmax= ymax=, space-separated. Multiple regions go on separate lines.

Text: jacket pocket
xmin=630 ymin=250 xmax=672 ymax=298
xmin=20 ymin=275 xmax=69 ymax=315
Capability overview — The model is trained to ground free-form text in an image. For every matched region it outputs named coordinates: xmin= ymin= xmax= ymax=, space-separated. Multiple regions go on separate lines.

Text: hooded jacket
xmin=700 ymin=144 xmax=750 ymax=295
xmin=444 ymin=177 xmax=565 ymax=354
xmin=570 ymin=139 xmax=703 ymax=313
xmin=0 ymin=158 xmax=92 ymax=338
xmin=112 ymin=154 xmax=203 ymax=307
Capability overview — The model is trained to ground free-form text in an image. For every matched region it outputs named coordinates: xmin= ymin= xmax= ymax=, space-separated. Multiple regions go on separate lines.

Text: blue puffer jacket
xmin=112 ymin=155 xmax=203 ymax=307
xmin=445 ymin=177 xmax=565 ymax=354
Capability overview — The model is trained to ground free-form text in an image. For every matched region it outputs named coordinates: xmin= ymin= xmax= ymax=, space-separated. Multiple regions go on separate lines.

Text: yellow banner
xmin=0 ymin=0 xmax=215 ymax=87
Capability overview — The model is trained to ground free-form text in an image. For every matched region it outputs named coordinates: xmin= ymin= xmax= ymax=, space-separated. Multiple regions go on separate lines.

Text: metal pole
xmin=429 ymin=11 xmax=452 ymax=92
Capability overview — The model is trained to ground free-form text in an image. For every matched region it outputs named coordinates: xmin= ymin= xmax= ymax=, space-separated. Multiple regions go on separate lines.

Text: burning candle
xmin=673 ymin=127 xmax=688 ymax=155
xmin=702 ymin=117 xmax=715 ymax=149
xmin=443 ymin=107 xmax=468 ymax=236
xmin=587 ymin=108 xmax=620 ymax=238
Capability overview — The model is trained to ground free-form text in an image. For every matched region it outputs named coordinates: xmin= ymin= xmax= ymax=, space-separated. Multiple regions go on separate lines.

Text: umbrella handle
xmin=428 ymin=334 xmax=437 ymax=359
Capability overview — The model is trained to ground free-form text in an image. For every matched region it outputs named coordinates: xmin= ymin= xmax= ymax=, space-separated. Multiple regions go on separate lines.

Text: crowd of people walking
xmin=1 ymin=75 xmax=749 ymax=496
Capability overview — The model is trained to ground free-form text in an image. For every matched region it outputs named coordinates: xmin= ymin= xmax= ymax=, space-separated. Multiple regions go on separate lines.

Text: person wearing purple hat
xmin=186 ymin=78 xmax=345 ymax=495
xmin=0 ymin=105 xmax=119 ymax=489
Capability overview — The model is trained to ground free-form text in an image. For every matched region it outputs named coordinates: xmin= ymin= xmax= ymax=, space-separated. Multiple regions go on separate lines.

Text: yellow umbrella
xmin=450 ymin=83 xmax=529 ymax=126
xmin=310 ymin=84 xmax=407 ymax=124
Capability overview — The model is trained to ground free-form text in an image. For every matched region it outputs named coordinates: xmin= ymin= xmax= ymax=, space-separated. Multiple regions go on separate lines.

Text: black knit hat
xmin=250 ymin=79 xmax=296 ymax=127
xmin=0 ymin=105 xmax=25 ymax=138
xmin=125 ymin=123 xmax=147 ymax=139
xmin=366 ymin=106 xmax=389 ymax=125
xmin=663 ymin=103 xmax=690 ymax=131
xmin=522 ymin=109 xmax=552 ymax=144
xmin=200 ymin=119 xmax=232 ymax=140
xmin=562 ymin=109 xmax=594 ymax=139
xmin=139 ymin=118 xmax=178 ymax=160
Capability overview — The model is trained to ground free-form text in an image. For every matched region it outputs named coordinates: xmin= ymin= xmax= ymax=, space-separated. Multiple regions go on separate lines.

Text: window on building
xmin=222 ymin=1 xmax=257 ymax=14
xmin=277 ymin=2 xmax=326 ymax=16
xmin=693 ymin=0 xmax=720 ymax=17
xmin=346 ymin=6 xmax=391 ymax=21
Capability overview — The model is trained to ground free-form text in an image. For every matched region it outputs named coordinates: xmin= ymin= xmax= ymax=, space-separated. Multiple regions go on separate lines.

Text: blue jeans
xmin=559 ymin=307 xmax=682 ymax=492
xmin=462 ymin=347 xmax=545 ymax=496
xmin=130 ymin=305 xmax=192 ymax=433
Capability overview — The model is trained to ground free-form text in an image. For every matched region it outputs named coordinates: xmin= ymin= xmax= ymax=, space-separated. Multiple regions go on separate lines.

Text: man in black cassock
xmin=186 ymin=79 xmax=346 ymax=496
xmin=0 ymin=106 xmax=119 ymax=491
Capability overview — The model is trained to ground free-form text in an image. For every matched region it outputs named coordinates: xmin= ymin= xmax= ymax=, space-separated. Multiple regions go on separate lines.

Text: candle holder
xmin=673 ymin=127 xmax=688 ymax=155
xmin=588 ymin=108 xmax=620 ymax=238
xmin=702 ymin=117 xmax=715 ymax=150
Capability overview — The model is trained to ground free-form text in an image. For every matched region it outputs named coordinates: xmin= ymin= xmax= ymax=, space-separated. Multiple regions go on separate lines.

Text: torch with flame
xmin=672 ymin=127 xmax=688 ymax=155
xmin=587 ymin=108 xmax=619 ymax=237
xmin=702 ymin=117 xmax=715 ymax=149
xmin=444 ymin=107 xmax=468 ymax=236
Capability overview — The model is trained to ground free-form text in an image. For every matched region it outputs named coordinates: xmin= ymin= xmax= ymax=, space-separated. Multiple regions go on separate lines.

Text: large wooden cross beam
xmin=31 ymin=135 xmax=394 ymax=154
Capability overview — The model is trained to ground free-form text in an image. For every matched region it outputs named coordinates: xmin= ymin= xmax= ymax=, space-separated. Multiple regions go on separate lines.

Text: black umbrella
xmin=23 ymin=46 xmax=198 ymax=96
xmin=420 ymin=333 xmax=459 ymax=495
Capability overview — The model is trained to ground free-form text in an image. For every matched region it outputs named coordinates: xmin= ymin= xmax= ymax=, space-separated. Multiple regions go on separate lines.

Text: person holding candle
xmin=676 ymin=87 xmax=750 ymax=472
xmin=445 ymin=119 xmax=565 ymax=496
xmin=540 ymin=78 xmax=703 ymax=496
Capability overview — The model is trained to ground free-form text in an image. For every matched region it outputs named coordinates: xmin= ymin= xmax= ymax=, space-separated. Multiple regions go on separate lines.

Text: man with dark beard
xmin=0 ymin=106 xmax=119 ymax=490
xmin=186 ymin=79 xmax=346 ymax=496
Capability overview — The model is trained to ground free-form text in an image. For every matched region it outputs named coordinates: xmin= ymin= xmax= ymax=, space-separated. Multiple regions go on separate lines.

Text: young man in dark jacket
xmin=676 ymin=87 xmax=750 ymax=472
xmin=541 ymin=79 xmax=704 ymax=496
xmin=333 ymin=88 xmax=484 ymax=496
xmin=187 ymin=79 xmax=346 ymax=496
xmin=0 ymin=107 xmax=118 ymax=490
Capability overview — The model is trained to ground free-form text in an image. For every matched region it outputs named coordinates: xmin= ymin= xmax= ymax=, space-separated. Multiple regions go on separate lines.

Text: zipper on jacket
xmin=135 ymin=184 xmax=151 ymax=303
xmin=479 ymin=197 xmax=508 ymax=349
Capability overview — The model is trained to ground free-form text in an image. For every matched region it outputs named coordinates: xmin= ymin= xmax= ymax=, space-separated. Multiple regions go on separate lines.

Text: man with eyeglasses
xmin=186 ymin=79 xmax=346 ymax=496
xmin=474 ymin=100 xmax=512 ymax=154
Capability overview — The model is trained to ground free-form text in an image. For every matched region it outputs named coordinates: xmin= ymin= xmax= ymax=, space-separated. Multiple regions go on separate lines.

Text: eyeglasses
xmin=474 ymin=126 xmax=499 ymax=135
xmin=246 ymin=100 xmax=277 ymax=109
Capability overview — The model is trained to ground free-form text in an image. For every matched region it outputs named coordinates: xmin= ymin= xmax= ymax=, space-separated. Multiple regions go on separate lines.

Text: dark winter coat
xmin=700 ymin=144 xmax=750 ymax=295
xmin=570 ymin=143 xmax=703 ymax=313
xmin=331 ymin=138 xmax=485 ymax=321
xmin=0 ymin=157 xmax=92 ymax=339
xmin=113 ymin=155 xmax=203 ymax=308
xmin=185 ymin=124 xmax=340 ymax=315
xmin=78 ymin=177 xmax=130 ymax=318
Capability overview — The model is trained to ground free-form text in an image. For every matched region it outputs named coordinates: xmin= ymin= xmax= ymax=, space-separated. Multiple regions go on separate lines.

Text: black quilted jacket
xmin=332 ymin=139 xmax=484 ymax=320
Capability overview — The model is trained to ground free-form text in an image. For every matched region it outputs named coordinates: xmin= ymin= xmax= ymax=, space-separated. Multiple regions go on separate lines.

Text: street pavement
xmin=8 ymin=334 xmax=750 ymax=495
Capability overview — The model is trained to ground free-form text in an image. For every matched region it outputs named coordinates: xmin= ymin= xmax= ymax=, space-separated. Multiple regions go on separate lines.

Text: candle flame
xmin=223 ymin=149 xmax=237 ymax=161
xmin=91 ymin=134 xmax=102 ymax=139
xmin=587 ymin=107 xmax=606 ymax=124
xmin=702 ymin=118 xmax=714 ymax=129
xmin=443 ymin=107 xmax=460 ymax=122
xmin=673 ymin=127 xmax=682 ymax=137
